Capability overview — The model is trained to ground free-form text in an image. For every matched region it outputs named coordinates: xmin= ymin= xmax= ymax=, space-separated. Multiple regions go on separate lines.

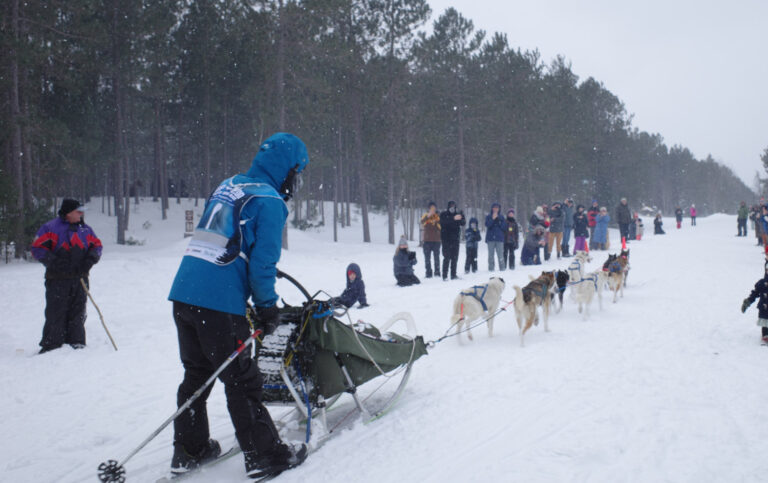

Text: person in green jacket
xmin=738 ymin=201 xmax=749 ymax=236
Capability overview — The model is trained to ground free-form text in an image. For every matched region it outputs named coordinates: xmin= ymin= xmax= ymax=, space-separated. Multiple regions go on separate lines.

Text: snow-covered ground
xmin=2 ymin=200 xmax=767 ymax=483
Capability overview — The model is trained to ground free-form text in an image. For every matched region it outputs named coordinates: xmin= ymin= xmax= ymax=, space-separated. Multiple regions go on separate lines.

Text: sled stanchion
xmin=80 ymin=278 xmax=118 ymax=351
xmin=97 ymin=330 xmax=262 ymax=483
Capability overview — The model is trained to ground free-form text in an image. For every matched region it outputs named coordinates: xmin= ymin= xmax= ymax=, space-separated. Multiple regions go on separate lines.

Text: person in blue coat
xmin=167 ymin=133 xmax=309 ymax=479
xmin=593 ymin=207 xmax=610 ymax=250
xmin=336 ymin=263 xmax=368 ymax=308
xmin=485 ymin=203 xmax=507 ymax=271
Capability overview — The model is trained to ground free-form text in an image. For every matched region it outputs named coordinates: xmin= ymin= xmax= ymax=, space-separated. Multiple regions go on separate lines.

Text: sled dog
xmin=513 ymin=271 xmax=556 ymax=347
xmin=551 ymin=270 xmax=570 ymax=313
xmin=449 ymin=277 xmax=506 ymax=343
xmin=603 ymin=254 xmax=626 ymax=303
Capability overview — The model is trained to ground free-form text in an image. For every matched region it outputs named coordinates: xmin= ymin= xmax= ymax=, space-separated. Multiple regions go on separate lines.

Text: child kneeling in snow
xmin=742 ymin=258 xmax=768 ymax=344
xmin=335 ymin=263 xmax=368 ymax=308
xmin=393 ymin=236 xmax=420 ymax=287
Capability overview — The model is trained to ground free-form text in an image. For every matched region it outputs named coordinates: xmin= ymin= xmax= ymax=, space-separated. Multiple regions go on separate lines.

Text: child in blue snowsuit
xmin=464 ymin=218 xmax=482 ymax=274
xmin=337 ymin=263 xmax=368 ymax=308
xmin=742 ymin=259 xmax=768 ymax=344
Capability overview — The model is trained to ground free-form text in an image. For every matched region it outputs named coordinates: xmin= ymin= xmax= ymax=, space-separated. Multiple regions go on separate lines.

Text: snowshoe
xmin=170 ymin=439 xmax=221 ymax=475
xmin=245 ymin=442 xmax=308 ymax=480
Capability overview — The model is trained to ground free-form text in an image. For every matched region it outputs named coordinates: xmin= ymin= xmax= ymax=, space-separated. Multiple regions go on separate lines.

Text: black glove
xmin=256 ymin=305 xmax=280 ymax=336
xmin=742 ymin=298 xmax=751 ymax=313
xmin=81 ymin=250 xmax=100 ymax=275
xmin=408 ymin=251 xmax=416 ymax=261
xmin=43 ymin=249 xmax=70 ymax=272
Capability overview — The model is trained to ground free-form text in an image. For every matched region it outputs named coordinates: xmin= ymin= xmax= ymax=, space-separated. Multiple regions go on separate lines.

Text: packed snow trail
xmin=2 ymin=202 xmax=767 ymax=483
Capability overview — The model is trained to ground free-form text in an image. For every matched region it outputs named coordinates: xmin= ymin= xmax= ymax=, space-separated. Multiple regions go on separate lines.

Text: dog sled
xmin=258 ymin=271 xmax=429 ymax=442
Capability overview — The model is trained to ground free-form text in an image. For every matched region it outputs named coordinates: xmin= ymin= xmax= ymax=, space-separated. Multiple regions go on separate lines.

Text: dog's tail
xmin=513 ymin=285 xmax=525 ymax=312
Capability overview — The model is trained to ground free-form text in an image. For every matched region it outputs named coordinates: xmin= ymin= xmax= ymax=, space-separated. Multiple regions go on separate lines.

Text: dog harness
xmin=569 ymin=274 xmax=598 ymax=290
xmin=522 ymin=281 xmax=549 ymax=301
xmin=606 ymin=260 xmax=623 ymax=273
xmin=461 ymin=285 xmax=489 ymax=311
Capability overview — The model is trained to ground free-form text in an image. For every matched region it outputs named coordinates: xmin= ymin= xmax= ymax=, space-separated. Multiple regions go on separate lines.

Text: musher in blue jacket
xmin=167 ymin=133 xmax=309 ymax=479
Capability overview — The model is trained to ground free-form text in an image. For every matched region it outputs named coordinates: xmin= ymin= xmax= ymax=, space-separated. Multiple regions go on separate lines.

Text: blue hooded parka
xmin=339 ymin=263 xmax=367 ymax=308
xmin=168 ymin=133 xmax=309 ymax=315
xmin=484 ymin=203 xmax=507 ymax=242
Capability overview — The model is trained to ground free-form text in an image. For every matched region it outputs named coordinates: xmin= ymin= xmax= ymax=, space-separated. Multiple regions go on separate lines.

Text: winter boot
xmin=171 ymin=439 xmax=221 ymax=474
xmin=245 ymin=442 xmax=308 ymax=479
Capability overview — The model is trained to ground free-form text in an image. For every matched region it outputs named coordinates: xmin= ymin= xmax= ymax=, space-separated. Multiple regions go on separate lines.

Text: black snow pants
xmin=738 ymin=218 xmax=747 ymax=236
xmin=464 ymin=247 xmax=478 ymax=273
xmin=503 ymin=243 xmax=516 ymax=269
xmin=422 ymin=241 xmax=441 ymax=277
xmin=396 ymin=274 xmax=421 ymax=287
xmin=172 ymin=302 xmax=279 ymax=456
xmin=442 ymin=242 xmax=460 ymax=279
xmin=40 ymin=277 xmax=88 ymax=352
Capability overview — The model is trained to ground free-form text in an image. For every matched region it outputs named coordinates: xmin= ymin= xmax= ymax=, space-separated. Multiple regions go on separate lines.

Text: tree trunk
xmin=112 ymin=0 xmax=127 ymax=244
xmin=9 ymin=0 xmax=25 ymax=255
xmin=457 ymin=85 xmax=467 ymax=211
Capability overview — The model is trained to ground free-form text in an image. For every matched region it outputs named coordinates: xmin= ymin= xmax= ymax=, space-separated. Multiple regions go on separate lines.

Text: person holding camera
xmin=439 ymin=200 xmax=466 ymax=280
xmin=393 ymin=236 xmax=420 ymax=287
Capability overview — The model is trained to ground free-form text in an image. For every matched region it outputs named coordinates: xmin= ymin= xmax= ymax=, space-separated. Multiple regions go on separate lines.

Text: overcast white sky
xmin=426 ymin=0 xmax=768 ymax=187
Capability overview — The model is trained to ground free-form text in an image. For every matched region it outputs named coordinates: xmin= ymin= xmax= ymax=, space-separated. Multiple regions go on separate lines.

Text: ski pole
xmin=80 ymin=278 xmax=118 ymax=351
xmin=97 ymin=329 xmax=262 ymax=483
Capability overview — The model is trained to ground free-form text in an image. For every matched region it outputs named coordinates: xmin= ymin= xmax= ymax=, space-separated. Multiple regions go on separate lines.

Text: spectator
xmin=634 ymin=212 xmax=644 ymax=240
xmin=690 ymin=204 xmax=697 ymax=226
xmin=31 ymin=199 xmax=102 ymax=353
xmin=628 ymin=212 xmax=638 ymax=240
xmin=335 ymin=263 xmax=368 ymax=308
xmin=420 ymin=201 xmax=441 ymax=278
xmin=464 ymin=218 xmax=482 ymax=274
xmin=572 ymin=205 xmax=589 ymax=252
xmin=521 ymin=226 xmax=546 ymax=265
xmin=485 ymin=203 xmax=507 ymax=271
xmin=594 ymin=207 xmax=610 ymax=250
xmin=737 ymin=201 xmax=748 ymax=237
xmin=675 ymin=207 xmax=683 ymax=229
xmin=439 ymin=201 xmax=465 ymax=280
xmin=393 ymin=236 xmax=420 ymax=287
xmin=503 ymin=209 xmax=520 ymax=270
xmin=654 ymin=213 xmax=665 ymax=234
xmin=587 ymin=200 xmax=599 ymax=249
xmin=529 ymin=205 xmax=548 ymax=231
xmin=616 ymin=197 xmax=631 ymax=243
xmin=561 ymin=198 xmax=574 ymax=257
xmin=547 ymin=201 xmax=564 ymax=260
xmin=751 ymin=205 xmax=763 ymax=246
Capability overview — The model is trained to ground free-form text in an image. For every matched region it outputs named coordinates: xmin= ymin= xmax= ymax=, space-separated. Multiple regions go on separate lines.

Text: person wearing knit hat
xmin=393 ymin=236 xmax=420 ymax=286
xmin=30 ymin=199 xmax=102 ymax=353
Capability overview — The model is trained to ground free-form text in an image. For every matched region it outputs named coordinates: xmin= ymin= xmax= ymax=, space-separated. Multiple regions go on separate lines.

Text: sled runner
xmin=257 ymin=271 xmax=429 ymax=443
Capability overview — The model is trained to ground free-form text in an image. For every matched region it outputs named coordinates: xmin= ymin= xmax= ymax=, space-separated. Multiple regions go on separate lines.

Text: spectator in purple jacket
xmin=31 ymin=199 xmax=102 ymax=353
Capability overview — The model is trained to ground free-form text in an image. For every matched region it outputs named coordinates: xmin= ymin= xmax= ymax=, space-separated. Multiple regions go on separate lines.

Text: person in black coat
xmin=572 ymin=205 xmax=589 ymax=252
xmin=503 ymin=209 xmax=520 ymax=269
xmin=742 ymin=260 xmax=768 ymax=343
xmin=393 ymin=237 xmax=420 ymax=286
xmin=654 ymin=213 xmax=665 ymax=234
xmin=336 ymin=263 xmax=368 ymax=308
xmin=439 ymin=201 xmax=466 ymax=280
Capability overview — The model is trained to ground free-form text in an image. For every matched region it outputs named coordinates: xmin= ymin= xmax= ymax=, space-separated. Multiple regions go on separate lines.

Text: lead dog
xmin=449 ymin=277 xmax=506 ymax=343
xmin=513 ymin=271 xmax=556 ymax=347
